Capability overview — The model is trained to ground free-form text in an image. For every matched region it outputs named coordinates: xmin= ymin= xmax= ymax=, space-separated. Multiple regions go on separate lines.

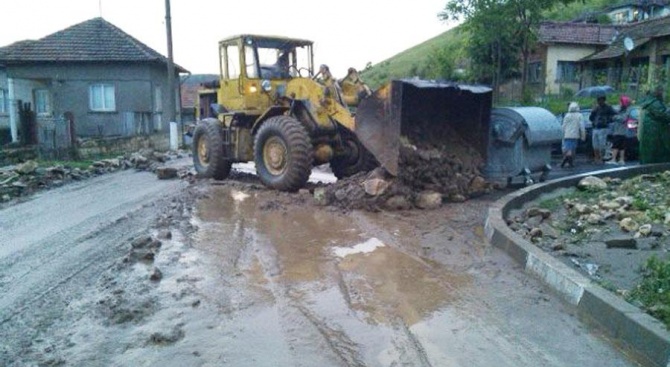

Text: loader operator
xmin=340 ymin=67 xmax=372 ymax=100
xmin=261 ymin=51 xmax=291 ymax=79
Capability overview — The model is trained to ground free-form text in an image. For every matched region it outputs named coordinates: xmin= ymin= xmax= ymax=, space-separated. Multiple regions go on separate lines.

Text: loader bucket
xmin=355 ymin=80 xmax=493 ymax=176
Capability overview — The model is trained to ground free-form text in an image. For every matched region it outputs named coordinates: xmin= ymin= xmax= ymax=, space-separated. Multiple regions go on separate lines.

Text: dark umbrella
xmin=575 ymin=85 xmax=616 ymax=98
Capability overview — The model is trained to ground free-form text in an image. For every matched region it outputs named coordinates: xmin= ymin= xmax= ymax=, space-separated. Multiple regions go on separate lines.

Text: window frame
xmin=89 ymin=83 xmax=116 ymax=112
xmin=34 ymin=89 xmax=51 ymax=116
xmin=556 ymin=61 xmax=579 ymax=83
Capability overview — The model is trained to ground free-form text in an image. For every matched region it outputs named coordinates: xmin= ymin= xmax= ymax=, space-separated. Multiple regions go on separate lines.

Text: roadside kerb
xmin=485 ymin=163 xmax=670 ymax=367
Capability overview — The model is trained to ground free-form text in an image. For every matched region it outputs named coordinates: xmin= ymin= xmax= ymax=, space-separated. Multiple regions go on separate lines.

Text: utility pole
xmin=165 ymin=0 xmax=176 ymax=125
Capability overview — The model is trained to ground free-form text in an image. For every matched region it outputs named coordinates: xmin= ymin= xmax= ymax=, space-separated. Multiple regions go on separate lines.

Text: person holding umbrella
xmin=589 ymin=95 xmax=616 ymax=164
xmin=639 ymin=86 xmax=670 ymax=164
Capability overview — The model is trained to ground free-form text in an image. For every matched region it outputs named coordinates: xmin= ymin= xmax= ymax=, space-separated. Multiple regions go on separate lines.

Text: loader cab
xmin=217 ymin=35 xmax=314 ymax=113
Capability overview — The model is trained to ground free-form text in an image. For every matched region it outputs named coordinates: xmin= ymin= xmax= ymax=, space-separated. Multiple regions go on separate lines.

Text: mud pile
xmin=322 ymin=123 xmax=492 ymax=211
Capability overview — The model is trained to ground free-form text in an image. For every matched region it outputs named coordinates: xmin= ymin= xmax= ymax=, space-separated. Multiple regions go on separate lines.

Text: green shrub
xmin=627 ymin=256 xmax=670 ymax=328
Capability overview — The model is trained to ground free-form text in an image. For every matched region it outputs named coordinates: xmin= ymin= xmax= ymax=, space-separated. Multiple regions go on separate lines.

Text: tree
xmin=439 ymin=0 xmax=578 ymax=100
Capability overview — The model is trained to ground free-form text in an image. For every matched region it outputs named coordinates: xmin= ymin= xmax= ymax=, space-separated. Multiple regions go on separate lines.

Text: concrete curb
xmin=485 ymin=163 xmax=670 ymax=367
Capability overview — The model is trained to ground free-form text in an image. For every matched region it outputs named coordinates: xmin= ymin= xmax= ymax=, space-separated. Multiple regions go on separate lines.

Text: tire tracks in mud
xmin=0 ymin=172 xmax=186 ymax=365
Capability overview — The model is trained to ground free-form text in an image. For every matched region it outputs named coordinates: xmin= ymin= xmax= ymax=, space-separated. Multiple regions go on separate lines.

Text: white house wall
xmin=545 ymin=45 xmax=598 ymax=95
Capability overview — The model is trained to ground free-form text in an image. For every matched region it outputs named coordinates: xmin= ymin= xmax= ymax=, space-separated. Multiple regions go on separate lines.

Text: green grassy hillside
xmin=360 ymin=0 xmax=620 ymax=90
xmin=361 ymin=26 xmax=467 ymax=89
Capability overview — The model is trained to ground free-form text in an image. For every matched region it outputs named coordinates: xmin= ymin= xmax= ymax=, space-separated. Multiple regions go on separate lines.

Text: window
xmin=556 ymin=61 xmax=579 ymax=83
xmin=89 ymin=84 xmax=115 ymax=111
xmin=245 ymin=45 xmax=258 ymax=79
xmin=0 ymin=88 xmax=7 ymax=114
xmin=154 ymin=86 xmax=162 ymax=112
xmin=34 ymin=89 xmax=50 ymax=115
xmin=226 ymin=45 xmax=240 ymax=79
xmin=528 ymin=62 xmax=542 ymax=83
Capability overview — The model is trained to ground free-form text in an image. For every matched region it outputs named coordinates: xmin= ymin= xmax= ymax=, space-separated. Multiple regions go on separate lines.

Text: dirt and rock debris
xmin=0 ymin=149 xmax=193 ymax=206
xmin=507 ymin=171 xmax=670 ymax=295
xmin=320 ymin=125 xmax=493 ymax=211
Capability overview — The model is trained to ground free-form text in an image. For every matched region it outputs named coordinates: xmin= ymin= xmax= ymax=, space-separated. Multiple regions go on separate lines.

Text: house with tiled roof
xmin=530 ymin=14 xmax=670 ymax=96
xmin=580 ymin=15 xmax=670 ymax=95
xmin=0 ymin=17 xmax=188 ymax=151
xmin=607 ymin=0 xmax=670 ymax=24
xmin=530 ymin=22 xmax=618 ymax=95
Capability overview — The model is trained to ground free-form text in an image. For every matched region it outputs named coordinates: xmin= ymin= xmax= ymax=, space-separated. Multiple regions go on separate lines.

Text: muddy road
xmin=0 ymin=164 xmax=640 ymax=366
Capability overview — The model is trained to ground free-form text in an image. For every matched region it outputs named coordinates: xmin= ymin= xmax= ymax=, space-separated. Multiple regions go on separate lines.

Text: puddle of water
xmin=333 ymin=238 xmax=385 ymax=258
xmin=194 ymin=185 xmax=471 ymax=327
xmin=337 ymin=246 xmax=470 ymax=326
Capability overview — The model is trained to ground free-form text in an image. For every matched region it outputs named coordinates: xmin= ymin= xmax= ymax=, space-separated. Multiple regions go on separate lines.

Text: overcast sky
xmin=0 ymin=0 xmax=456 ymax=77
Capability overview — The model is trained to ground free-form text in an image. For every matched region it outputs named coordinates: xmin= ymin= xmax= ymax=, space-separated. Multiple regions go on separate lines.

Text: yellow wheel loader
xmin=192 ymin=34 xmax=494 ymax=191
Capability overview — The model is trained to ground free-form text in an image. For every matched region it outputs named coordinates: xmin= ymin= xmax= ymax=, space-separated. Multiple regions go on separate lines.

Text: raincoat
xmin=639 ymin=95 xmax=670 ymax=164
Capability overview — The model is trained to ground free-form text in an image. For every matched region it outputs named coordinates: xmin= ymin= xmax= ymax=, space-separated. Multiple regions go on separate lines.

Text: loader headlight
xmin=261 ymin=79 xmax=272 ymax=92
xmin=249 ymin=85 xmax=258 ymax=93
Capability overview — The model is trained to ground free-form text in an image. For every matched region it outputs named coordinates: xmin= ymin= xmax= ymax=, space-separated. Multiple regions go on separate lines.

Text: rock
xmin=313 ymin=188 xmax=329 ymax=206
xmin=665 ymin=212 xmax=670 ymax=225
xmin=46 ymin=166 xmax=66 ymax=176
xmin=529 ymin=227 xmax=543 ymax=238
xmin=363 ymin=178 xmax=390 ymax=196
xmin=638 ymin=224 xmax=653 ymax=237
xmin=1 ymin=194 xmax=10 ymax=202
xmin=599 ymin=200 xmax=621 ymax=210
xmin=614 ymin=196 xmax=633 ymax=207
xmin=415 ymin=191 xmax=442 ymax=210
xmin=601 ymin=211 xmax=616 ymax=220
xmin=385 ymin=195 xmax=412 ymax=210
xmin=156 ymin=167 xmax=178 ymax=180
xmin=619 ymin=217 xmax=639 ymax=233
xmin=157 ymin=230 xmax=172 ymax=240
xmin=447 ymin=194 xmax=467 ymax=203
xmin=16 ymin=160 xmax=38 ymax=175
xmin=149 ymin=268 xmax=163 ymax=282
xmin=574 ymin=203 xmax=592 ymax=215
xmin=526 ymin=207 xmax=551 ymax=219
xmin=92 ymin=161 xmax=106 ymax=168
xmin=131 ymin=236 xmax=154 ymax=249
xmin=524 ymin=215 xmax=543 ymax=229
xmin=539 ymin=223 xmax=560 ymax=239
xmin=577 ymin=176 xmax=608 ymax=191
xmin=102 ymin=158 xmax=121 ymax=167
xmin=605 ymin=237 xmax=638 ymax=249
xmin=334 ymin=188 xmax=349 ymax=202
xmin=468 ymin=176 xmax=489 ymax=196
xmin=586 ymin=213 xmax=603 ymax=225
xmin=298 ymin=189 xmax=310 ymax=196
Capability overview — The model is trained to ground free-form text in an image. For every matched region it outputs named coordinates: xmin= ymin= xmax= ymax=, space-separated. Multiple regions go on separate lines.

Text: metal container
xmin=484 ymin=106 xmax=562 ymax=185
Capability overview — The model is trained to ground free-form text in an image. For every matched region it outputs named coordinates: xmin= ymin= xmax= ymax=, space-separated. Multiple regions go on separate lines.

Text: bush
xmin=627 ymin=256 xmax=670 ymax=328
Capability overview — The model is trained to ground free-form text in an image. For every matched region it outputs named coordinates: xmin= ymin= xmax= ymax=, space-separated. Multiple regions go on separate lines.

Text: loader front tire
xmin=254 ymin=116 xmax=312 ymax=191
xmin=330 ymin=137 xmax=378 ymax=179
xmin=192 ymin=119 xmax=232 ymax=180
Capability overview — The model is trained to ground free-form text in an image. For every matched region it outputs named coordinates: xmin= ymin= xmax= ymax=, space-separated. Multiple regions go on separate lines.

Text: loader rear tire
xmin=192 ymin=119 xmax=232 ymax=180
xmin=254 ymin=116 xmax=312 ymax=191
xmin=330 ymin=138 xmax=378 ymax=179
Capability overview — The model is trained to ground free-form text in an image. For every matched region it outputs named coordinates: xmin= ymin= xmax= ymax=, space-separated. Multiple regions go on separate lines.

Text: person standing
xmin=639 ymin=86 xmax=670 ymax=164
xmin=608 ymin=95 xmax=632 ymax=165
xmin=589 ymin=96 xmax=616 ymax=164
xmin=561 ymin=102 xmax=586 ymax=168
